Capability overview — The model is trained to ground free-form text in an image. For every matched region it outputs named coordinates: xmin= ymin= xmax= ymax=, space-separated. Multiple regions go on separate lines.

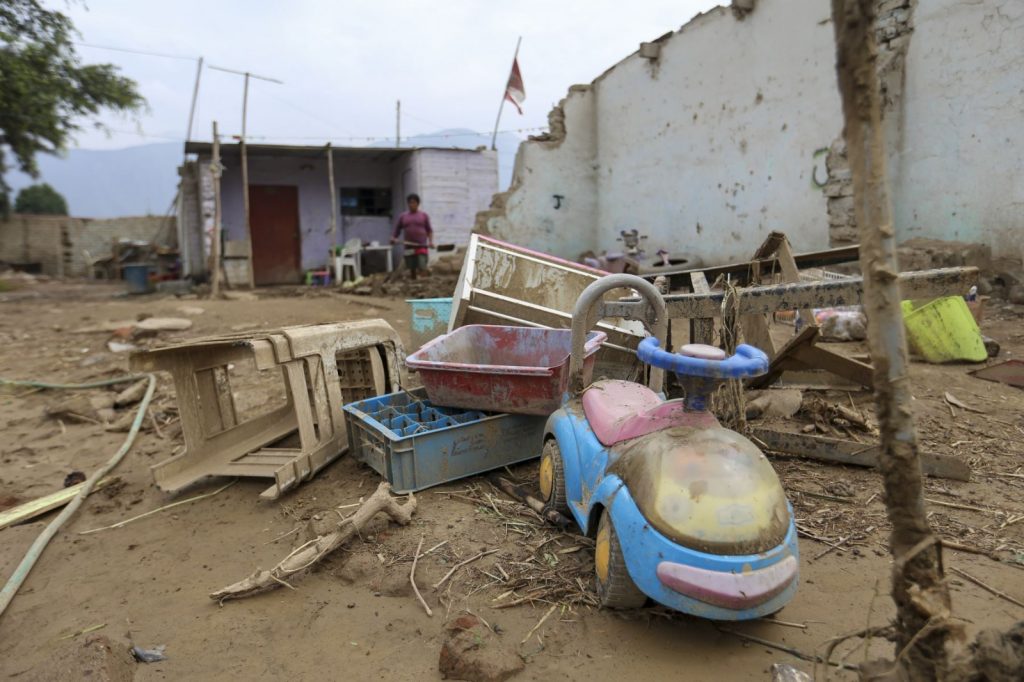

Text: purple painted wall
xmin=196 ymin=146 xmax=497 ymax=279
xmin=217 ymin=153 xmax=399 ymax=272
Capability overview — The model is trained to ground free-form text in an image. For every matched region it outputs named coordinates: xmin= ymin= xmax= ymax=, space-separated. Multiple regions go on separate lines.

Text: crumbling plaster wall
xmin=890 ymin=0 xmax=1024 ymax=259
xmin=481 ymin=0 xmax=840 ymax=262
xmin=592 ymin=3 xmax=839 ymax=263
xmin=477 ymin=84 xmax=600 ymax=258
xmin=480 ymin=0 xmax=1023 ymax=264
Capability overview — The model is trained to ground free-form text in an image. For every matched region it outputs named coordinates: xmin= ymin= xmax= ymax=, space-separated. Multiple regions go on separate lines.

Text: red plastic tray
xmin=406 ymin=325 xmax=607 ymax=415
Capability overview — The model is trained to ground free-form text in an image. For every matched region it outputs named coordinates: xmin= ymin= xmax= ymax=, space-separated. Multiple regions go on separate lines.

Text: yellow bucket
xmin=901 ymin=296 xmax=987 ymax=363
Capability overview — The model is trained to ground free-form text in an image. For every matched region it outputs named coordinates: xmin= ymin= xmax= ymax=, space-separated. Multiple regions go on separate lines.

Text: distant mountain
xmin=4 ymin=129 xmax=523 ymax=219
xmin=376 ymin=128 xmax=522 ymax=190
xmin=6 ymin=142 xmax=181 ymax=218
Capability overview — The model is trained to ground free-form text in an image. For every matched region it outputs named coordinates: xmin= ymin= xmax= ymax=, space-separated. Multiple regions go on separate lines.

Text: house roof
xmin=184 ymin=141 xmax=488 ymax=161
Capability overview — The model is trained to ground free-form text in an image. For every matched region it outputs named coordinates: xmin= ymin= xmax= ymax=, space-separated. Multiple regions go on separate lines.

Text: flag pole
xmin=490 ymin=36 xmax=522 ymax=151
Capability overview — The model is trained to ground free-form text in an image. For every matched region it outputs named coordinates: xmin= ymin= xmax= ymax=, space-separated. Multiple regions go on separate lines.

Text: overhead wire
xmin=73 ymin=41 xmax=199 ymax=62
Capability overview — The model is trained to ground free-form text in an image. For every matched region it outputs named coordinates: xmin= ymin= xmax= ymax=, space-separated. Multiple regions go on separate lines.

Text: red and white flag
xmin=504 ymin=58 xmax=526 ymax=114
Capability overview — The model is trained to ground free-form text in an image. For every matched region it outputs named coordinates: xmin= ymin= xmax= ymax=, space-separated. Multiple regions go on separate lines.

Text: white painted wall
xmin=483 ymin=0 xmax=1023 ymax=263
xmin=593 ymin=4 xmax=839 ymax=263
xmin=415 ymin=149 xmax=499 ymax=245
xmin=891 ymin=0 xmax=1024 ymax=258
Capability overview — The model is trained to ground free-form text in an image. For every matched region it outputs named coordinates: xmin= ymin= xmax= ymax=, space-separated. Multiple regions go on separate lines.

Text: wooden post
xmin=327 ymin=143 xmax=338 ymax=255
xmin=240 ymin=72 xmax=255 ymax=289
xmin=207 ymin=65 xmax=282 ymax=288
xmin=830 ymin=0 xmax=957 ymax=677
xmin=210 ymin=121 xmax=223 ymax=297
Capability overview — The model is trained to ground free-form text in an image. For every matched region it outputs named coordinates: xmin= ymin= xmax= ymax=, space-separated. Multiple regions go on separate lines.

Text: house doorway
xmin=249 ymin=184 xmax=301 ymax=285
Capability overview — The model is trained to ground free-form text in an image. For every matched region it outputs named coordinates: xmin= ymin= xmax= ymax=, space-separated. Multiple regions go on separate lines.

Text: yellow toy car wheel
xmin=540 ymin=439 xmax=569 ymax=516
xmin=595 ymin=509 xmax=646 ymax=609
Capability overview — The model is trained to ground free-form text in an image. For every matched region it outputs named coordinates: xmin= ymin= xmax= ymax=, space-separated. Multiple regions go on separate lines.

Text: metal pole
xmin=491 ymin=36 xmax=522 ymax=151
xmin=327 ymin=143 xmax=337 ymax=249
xmin=396 ymin=100 xmax=401 ymax=147
xmin=210 ymin=121 xmax=223 ymax=297
xmin=185 ymin=57 xmax=203 ymax=142
xmin=240 ymin=72 xmax=254 ymax=288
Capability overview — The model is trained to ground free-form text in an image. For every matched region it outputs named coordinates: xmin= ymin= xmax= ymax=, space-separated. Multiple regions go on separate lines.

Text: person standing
xmin=391 ymin=193 xmax=434 ymax=279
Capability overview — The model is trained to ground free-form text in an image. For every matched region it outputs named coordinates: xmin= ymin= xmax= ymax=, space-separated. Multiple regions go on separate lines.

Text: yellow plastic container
xmin=901 ymin=296 xmax=987 ymax=363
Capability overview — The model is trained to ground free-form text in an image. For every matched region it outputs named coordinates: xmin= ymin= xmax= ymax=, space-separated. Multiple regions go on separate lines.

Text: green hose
xmin=0 ymin=373 xmax=157 ymax=619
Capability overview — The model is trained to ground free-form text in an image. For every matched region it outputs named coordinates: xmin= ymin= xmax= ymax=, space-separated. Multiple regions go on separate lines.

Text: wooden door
xmin=249 ymin=185 xmax=301 ymax=285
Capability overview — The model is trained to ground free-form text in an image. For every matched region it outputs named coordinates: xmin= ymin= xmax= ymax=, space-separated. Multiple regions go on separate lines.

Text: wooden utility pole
xmin=327 ymin=143 xmax=338 ymax=250
xmin=208 ymin=65 xmax=282 ymax=289
xmin=830 ymin=1 xmax=957 ymax=678
xmin=240 ymin=72 xmax=252 ymax=288
xmin=210 ymin=121 xmax=223 ymax=297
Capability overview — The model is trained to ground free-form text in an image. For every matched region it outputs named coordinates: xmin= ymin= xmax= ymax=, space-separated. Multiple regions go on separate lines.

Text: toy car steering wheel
xmin=637 ymin=338 xmax=769 ymax=379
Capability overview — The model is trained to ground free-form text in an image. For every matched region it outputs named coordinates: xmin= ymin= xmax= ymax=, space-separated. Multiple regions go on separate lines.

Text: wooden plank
xmin=748 ymin=326 xmax=819 ymax=389
xmin=791 ymin=344 xmax=874 ymax=388
xmin=688 ymin=272 xmax=715 ymax=345
xmin=657 ymin=243 xmax=861 ymax=290
xmin=741 ymin=312 xmax=775 ymax=359
xmin=0 ymin=478 xmax=116 ymax=530
xmin=604 ymin=267 xmax=979 ymax=320
xmin=750 ymin=428 xmax=971 ymax=482
xmin=774 ymin=237 xmax=814 ymax=330
xmin=748 ymin=326 xmax=873 ymax=389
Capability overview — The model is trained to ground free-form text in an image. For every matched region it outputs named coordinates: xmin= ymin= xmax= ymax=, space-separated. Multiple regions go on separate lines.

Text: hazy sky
xmin=59 ymin=0 xmax=720 ymax=149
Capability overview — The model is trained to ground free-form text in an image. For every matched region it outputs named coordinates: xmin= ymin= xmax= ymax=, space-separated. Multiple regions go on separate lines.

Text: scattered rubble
xmin=23 ymin=634 xmax=135 ymax=682
xmin=438 ymin=613 xmax=524 ymax=682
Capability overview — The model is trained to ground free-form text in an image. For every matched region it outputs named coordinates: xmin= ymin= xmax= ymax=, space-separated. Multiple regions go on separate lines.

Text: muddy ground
xmin=0 ymin=278 xmax=1022 ymax=681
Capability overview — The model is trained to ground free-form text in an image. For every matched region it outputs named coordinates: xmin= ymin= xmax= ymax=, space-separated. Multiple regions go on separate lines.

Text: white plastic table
xmin=360 ymin=244 xmax=394 ymax=273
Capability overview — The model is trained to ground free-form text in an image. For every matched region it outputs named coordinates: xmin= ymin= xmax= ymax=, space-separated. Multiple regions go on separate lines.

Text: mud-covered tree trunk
xmin=829 ymin=1 xmax=958 ymax=678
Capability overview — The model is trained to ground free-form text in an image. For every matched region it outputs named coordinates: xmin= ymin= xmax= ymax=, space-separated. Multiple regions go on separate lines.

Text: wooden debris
xmin=79 ymin=480 xmax=235 ymax=535
xmin=488 ymin=475 xmax=572 ymax=528
xmin=752 ymin=428 xmax=971 ymax=481
xmin=950 ymin=567 xmax=1024 ymax=610
xmin=210 ymin=482 xmax=416 ymax=602
xmin=943 ymin=391 xmax=985 ymax=414
xmin=433 ymin=549 xmax=499 ymax=590
xmin=521 ymin=604 xmax=558 ymax=644
xmin=0 ymin=478 xmax=117 ymax=531
xmin=410 ymin=535 xmax=433 ymax=617
xmin=114 ymin=378 xmax=150 ymax=407
xmin=717 ymin=627 xmax=857 ymax=671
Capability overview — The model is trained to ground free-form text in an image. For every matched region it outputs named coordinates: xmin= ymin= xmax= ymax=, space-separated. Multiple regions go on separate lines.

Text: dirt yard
xmin=1 ymin=278 xmax=1022 ymax=681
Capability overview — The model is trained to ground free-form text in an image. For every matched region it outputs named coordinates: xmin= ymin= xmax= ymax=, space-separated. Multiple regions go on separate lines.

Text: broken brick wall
xmin=825 ymin=0 xmax=916 ymax=247
xmin=480 ymin=0 xmax=1023 ymax=265
xmin=0 ymin=214 xmax=175 ymax=277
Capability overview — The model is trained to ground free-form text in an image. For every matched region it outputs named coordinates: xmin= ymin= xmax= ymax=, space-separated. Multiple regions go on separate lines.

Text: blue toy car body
xmin=538 ymin=273 xmax=799 ymax=619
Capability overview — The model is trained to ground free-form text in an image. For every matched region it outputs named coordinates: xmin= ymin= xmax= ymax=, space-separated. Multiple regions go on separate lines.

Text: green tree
xmin=0 ymin=0 xmax=144 ymax=210
xmin=14 ymin=182 xmax=67 ymax=214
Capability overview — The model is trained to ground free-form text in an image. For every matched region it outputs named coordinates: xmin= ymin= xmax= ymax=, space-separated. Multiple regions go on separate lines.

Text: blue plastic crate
xmin=343 ymin=387 xmax=545 ymax=493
